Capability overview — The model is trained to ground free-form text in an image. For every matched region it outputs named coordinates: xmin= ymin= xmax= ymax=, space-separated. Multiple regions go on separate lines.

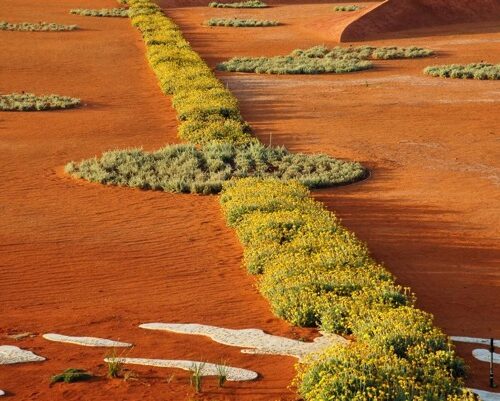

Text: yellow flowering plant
xmin=221 ymin=178 xmax=473 ymax=400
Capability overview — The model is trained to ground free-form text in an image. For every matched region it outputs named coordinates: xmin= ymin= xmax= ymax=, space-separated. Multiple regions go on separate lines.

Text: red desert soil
xmin=0 ymin=0 xmax=498 ymax=400
xmin=164 ymin=0 xmax=500 ymax=393
xmin=340 ymin=0 xmax=500 ymax=41
xmin=0 ymin=1 xmax=315 ymax=400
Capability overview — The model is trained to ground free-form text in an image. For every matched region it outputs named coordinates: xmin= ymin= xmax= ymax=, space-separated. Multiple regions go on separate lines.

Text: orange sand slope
xmin=340 ymin=0 xmax=500 ymax=41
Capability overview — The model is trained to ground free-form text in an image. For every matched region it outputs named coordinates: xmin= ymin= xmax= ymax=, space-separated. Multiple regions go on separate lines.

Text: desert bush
xmin=218 ymin=56 xmax=373 ymax=74
xmin=217 ymin=45 xmax=433 ymax=74
xmin=220 ymin=178 xmax=473 ymax=401
xmin=0 ymin=21 xmax=78 ymax=31
xmin=424 ymin=63 xmax=500 ymax=80
xmin=206 ymin=18 xmax=279 ymax=27
xmin=0 ymin=93 xmax=81 ymax=111
xmin=69 ymin=8 xmax=129 ymax=17
xmin=190 ymin=362 xmax=205 ymax=393
xmin=65 ymin=142 xmax=366 ymax=194
xmin=334 ymin=5 xmax=360 ymax=11
xmin=216 ymin=362 xmax=228 ymax=387
xmin=50 ymin=368 xmax=92 ymax=384
xmin=372 ymin=46 xmax=434 ymax=59
xmin=126 ymin=0 xmax=253 ymax=145
xmin=208 ymin=0 xmax=267 ymax=8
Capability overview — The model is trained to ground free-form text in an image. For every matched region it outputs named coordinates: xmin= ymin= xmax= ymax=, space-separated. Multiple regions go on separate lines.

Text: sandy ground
xmin=340 ymin=0 xmax=500 ymax=41
xmin=0 ymin=1 xmax=314 ymax=400
xmin=164 ymin=0 xmax=500 ymax=392
xmin=0 ymin=0 xmax=499 ymax=399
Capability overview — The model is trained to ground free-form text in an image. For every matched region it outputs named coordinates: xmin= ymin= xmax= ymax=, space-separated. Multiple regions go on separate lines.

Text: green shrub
xmin=69 ymin=8 xmax=129 ymax=17
xmin=0 ymin=93 xmax=81 ymax=111
xmin=127 ymin=0 xmax=253 ymax=145
xmin=218 ymin=56 xmax=373 ymax=74
xmin=190 ymin=362 xmax=205 ymax=393
xmin=217 ymin=45 xmax=433 ymax=74
xmin=208 ymin=0 xmax=267 ymax=8
xmin=372 ymin=46 xmax=434 ymax=59
xmin=65 ymin=143 xmax=366 ymax=194
xmin=424 ymin=63 xmax=500 ymax=80
xmin=220 ymin=178 xmax=472 ymax=401
xmin=50 ymin=368 xmax=92 ymax=384
xmin=0 ymin=21 xmax=78 ymax=31
xmin=334 ymin=5 xmax=360 ymax=11
xmin=206 ymin=18 xmax=279 ymax=27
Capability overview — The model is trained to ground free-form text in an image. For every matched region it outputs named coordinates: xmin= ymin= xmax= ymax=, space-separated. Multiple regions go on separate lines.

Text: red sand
xmin=164 ymin=0 xmax=500 ymax=393
xmin=1 ymin=0 xmax=499 ymax=399
xmin=340 ymin=0 xmax=500 ymax=41
xmin=0 ymin=1 xmax=313 ymax=400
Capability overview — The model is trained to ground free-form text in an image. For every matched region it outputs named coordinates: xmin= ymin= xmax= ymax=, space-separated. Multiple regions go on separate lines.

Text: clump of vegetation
xmin=371 ymin=46 xmax=434 ymax=59
xmin=0 ymin=93 xmax=81 ymax=111
xmin=334 ymin=5 xmax=360 ymax=11
xmin=105 ymin=349 xmax=124 ymax=378
xmin=126 ymin=0 xmax=253 ymax=146
xmin=218 ymin=56 xmax=373 ymax=74
xmin=0 ymin=21 xmax=78 ymax=31
xmin=190 ymin=362 xmax=205 ymax=393
xmin=217 ymin=45 xmax=433 ymax=74
xmin=69 ymin=8 xmax=129 ymax=17
xmin=220 ymin=178 xmax=475 ymax=401
xmin=424 ymin=63 xmax=500 ymax=80
xmin=50 ymin=368 xmax=93 ymax=384
xmin=65 ymin=142 xmax=366 ymax=194
xmin=216 ymin=362 xmax=228 ymax=387
xmin=209 ymin=0 xmax=267 ymax=8
xmin=206 ymin=18 xmax=279 ymax=27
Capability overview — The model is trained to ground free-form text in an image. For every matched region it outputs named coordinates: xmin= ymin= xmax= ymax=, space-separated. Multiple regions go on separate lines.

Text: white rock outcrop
xmin=104 ymin=357 xmax=258 ymax=381
xmin=0 ymin=345 xmax=45 ymax=365
xmin=140 ymin=322 xmax=347 ymax=360
xmin=43 ymin=333 xmax=132 ymax=347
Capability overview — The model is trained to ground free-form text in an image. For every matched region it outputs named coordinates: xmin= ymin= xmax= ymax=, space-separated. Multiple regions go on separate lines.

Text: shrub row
xmin=217 ymin=45 xmax=433 ymax=74
xmin=69 ymin=8 xmax=129 ymax=17
xmin=334 ymin=5 xmax=361 ymax=11
xmin=208 ymin=0 xmax=267 ymax=8
xmin=218 ymin=56 xmax=373 ymax=74
xmin=424 ymin=63 xmax=499 ymax=80
xmin=206 ymin=18 xmax=279 ymax=27
xmin=127 ymin=0 xmax=253 ymax=145
xmin=0 ymin=93 xmax=81 ymax=111
xmin=220 ymin=178 xmax=474 ymax=401
xmin=0 ymin=21 xmax=78 ymax=31
xmin=66 ymin=143 xmax=365 ymax=194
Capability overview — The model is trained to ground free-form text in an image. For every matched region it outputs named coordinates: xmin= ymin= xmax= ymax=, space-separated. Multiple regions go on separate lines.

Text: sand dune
xmin=340 ymin=0 xmax=500 ymax=41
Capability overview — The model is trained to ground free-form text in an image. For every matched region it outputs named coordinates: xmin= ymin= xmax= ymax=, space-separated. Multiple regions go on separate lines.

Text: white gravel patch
xmin=140 ymin=322 xmax=347 ymax=360
xmin=470 ymin=388 xmax=500 ymax=401
xmin=0 ymin=345 xmax=45 ymax=365
xmin=104 ymin=357 xmax=258 ymax=381
xmin=451 ymin=336 xmax=500 ymax=347
xmin=472 ymin=348 xmax=500 ymax=364
xmin=43 ymin=333 xmax=132 ymax=348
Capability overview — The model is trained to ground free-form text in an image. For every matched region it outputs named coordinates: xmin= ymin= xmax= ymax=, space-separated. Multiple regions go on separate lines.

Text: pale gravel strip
xmin=472 ymin=348 xmax=500 ymax=364
xmin=43 ymin=333 xmax=132 ymax=347
xmin=451 ymin=336 xmax=500 ymax=347
xmin=140 ymin=322 xmax=347 ymax=361
xmin=104 ymin=357 xmax=258 ymax=381
xmin=0 ymin=345 xmax=45 ymax=365
xmin=470 ymin=389 xmax=500 ymax=401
